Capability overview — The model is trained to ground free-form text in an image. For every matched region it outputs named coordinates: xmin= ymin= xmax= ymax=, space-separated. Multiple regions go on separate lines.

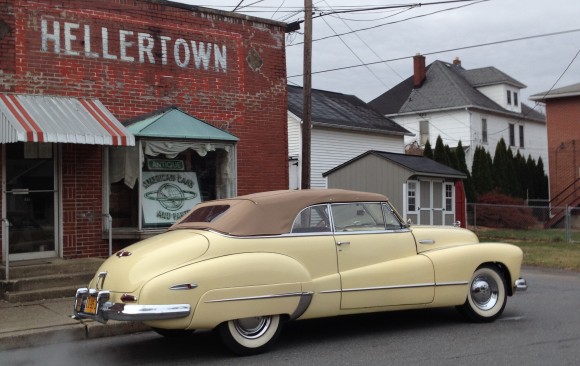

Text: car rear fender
xmin=141 ymin=252 xmax=312 ymax=330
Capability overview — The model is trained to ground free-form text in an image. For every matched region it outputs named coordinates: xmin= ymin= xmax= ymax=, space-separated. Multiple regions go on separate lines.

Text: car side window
xmin=291 ymin=204 xmax=331 ymax=233
xmin=331 ymin=203 xmax=386 ymax=232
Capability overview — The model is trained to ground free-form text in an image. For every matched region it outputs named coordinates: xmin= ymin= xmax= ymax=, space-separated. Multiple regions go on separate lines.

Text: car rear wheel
xmin=458 ymin=265 xmax=507 ymax=322
xmin=217 ymin=315 xmax=285 ymax=355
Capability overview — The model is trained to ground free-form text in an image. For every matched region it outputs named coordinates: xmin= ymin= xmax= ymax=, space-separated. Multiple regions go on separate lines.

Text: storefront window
xmin=108 ymin=140 xmax=236 ymax=231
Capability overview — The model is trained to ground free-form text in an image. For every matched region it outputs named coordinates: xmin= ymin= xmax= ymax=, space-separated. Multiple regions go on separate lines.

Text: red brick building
xmin=530 ymin=83 xmax=580 ymax=211
xmin=0 ymin=0 xmax=289 ymax=263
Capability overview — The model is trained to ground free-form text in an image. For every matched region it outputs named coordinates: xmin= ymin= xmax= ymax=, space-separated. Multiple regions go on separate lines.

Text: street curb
xmin=0 ymin=321 xmax=151 ymax=351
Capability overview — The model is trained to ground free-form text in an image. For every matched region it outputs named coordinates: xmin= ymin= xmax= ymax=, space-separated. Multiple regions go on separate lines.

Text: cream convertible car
xmin=75 ymin=189 xmax=527 ymax=355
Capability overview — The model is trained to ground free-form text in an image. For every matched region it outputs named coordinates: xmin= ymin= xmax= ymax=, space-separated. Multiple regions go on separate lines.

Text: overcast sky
xmin=174 ymin=0 xmax=580 ymax=105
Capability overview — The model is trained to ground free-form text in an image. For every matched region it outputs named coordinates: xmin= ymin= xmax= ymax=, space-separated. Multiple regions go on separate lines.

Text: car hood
xmin=90 ymin=230 xmax=209 ymax=293
xmin=411 ymin=225 xmax=479 ymax=253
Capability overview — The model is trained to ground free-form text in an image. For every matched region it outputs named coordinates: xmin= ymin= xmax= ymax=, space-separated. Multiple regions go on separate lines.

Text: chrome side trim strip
xmin=319 ymin=281 xmax=468 ymax=294
xmin=204 ymin=291 xmax=311 ymax=304
xmin=341 ymin=283 xmax=435 ymax=293
xmin=436 ymin=281 xmax=469 ymax=286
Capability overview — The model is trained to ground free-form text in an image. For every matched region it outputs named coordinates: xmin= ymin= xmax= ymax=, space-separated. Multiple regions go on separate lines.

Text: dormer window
xmin=514 ymin=92 xmax=518 ymax=106
xmin=507 ymin=90 xmax=512 ymax=105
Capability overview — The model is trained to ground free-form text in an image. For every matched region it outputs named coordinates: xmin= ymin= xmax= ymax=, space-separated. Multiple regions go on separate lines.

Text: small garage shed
xmin=323 ymin=150 xmax=467 ymax=227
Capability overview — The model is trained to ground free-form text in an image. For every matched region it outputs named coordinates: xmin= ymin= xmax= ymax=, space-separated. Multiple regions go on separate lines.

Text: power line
xmin=288 ymin=0 xmax=488 ymax=47
xmin=287 ymin=28 xmax=580 ymax=78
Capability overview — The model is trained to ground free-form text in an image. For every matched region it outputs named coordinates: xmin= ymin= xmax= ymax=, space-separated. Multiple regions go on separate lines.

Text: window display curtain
xmin=109 ymin=141 xmax=235 ymax=198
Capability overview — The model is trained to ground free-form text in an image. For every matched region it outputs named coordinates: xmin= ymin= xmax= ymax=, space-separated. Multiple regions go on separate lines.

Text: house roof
xmin=287 ymin=85 xmax=412 ymax=136
xmin=368 ymin=60 xmax=544 ymax=124
xmin=462 ymin=66 xmax=526 ymax=88
xmin=124 ymin=105 xmax=238 ymax=141
xmin=323 ymin=150 xmax=467 ymax=179
xmin=529 ymin=82 xmax=580 ymax=101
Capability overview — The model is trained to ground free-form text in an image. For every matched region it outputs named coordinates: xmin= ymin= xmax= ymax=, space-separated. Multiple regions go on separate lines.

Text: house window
xmin=519 ymin=125 xmax=525 ymax=148
xmin=407 ymin=181 xmax=417 ymax=212
xmin=509 ymin=124 xmax=515 ymax=146
xmin=507 ymin=90 xmax=512 ymax=105
xmin=419 ymin=120 xmax=429 ymax=145
xmin=481 ymin=118 xmax=488 ymax=144
xmin=514 ymin=92 xmax=519 ymax=106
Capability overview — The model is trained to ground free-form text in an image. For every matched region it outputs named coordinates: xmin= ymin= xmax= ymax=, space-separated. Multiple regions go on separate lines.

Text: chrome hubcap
xmin=233 ymin=316 xmax=271 ymax=339
xmin=470 ymin=275 xmax=499 ymax=310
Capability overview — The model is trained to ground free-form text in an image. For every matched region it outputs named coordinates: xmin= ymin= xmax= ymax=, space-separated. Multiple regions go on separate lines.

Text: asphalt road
xmin=1 ymin=267 xmax=579 ymax=366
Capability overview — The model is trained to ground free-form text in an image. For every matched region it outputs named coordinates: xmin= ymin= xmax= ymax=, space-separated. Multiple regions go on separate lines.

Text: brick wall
xmin=0 ymin=0 xmax=288 ymax=260
xmin=546 ymin=96 xmax=580 ymax=202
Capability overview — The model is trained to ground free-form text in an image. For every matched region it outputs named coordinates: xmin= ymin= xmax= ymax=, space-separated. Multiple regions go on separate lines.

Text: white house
xmin=369 ymin=55 xmax=548 ymax=172
xmin=287 ymin=85 xmax=412 ymax=189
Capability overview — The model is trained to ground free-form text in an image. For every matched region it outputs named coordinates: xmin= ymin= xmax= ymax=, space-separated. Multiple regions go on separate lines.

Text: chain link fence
xmin=466 ymin=203 xmax=580 ymax=243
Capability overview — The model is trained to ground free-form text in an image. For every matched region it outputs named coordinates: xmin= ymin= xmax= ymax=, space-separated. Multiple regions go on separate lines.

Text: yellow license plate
xmin=85 ymin=296 xmax=98 ymax=314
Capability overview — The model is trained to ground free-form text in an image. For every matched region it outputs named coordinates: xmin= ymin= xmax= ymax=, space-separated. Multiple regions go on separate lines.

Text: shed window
xmin=407 ymin=181 xmax=417 ymax=212
xmin=444 ymin=183 xmax=454 ymax=212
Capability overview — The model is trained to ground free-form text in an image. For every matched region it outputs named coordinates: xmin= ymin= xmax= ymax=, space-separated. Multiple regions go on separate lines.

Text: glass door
xmin=4 ymin=143 xmax=57 ymax=260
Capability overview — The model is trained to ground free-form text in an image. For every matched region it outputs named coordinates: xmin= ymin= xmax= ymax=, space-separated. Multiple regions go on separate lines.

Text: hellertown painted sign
xmin=142 ymin=171 xmax=201 ymax=226
xmin=40 ymin=19 xmax=228 ymax=72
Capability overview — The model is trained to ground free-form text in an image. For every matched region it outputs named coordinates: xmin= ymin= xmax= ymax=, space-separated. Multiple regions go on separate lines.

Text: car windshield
xmin=181 ymin=204 xmax=230 ymax=223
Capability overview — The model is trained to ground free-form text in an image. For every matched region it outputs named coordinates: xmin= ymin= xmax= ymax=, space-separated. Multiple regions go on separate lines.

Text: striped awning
xmin=0 ymin=94 xmax=135 ymax=146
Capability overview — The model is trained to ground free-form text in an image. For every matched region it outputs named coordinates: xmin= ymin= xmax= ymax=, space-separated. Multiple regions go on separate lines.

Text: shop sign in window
xmin=142 ymin=171 xmax=201 ymax=226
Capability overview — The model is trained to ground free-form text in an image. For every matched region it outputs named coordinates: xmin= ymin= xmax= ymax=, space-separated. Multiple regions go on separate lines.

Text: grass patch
xmin=473 ymin=228 xmax=580 ymax=272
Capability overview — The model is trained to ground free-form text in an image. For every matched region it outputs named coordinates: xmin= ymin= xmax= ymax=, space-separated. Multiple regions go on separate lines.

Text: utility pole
xmin=301 ymin=0 xmax=312 ymax=189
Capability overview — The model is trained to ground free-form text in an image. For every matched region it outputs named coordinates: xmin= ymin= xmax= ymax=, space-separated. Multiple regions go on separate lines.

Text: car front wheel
xmin=458 ymin=265 xmax=507 ymax=322
xmin=217 ymin=315 xmax=285 ymax=355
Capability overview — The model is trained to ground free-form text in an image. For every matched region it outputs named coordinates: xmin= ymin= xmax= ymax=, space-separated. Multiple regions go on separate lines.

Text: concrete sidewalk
xmin=0 ymin=297 xmax=150 ymax=351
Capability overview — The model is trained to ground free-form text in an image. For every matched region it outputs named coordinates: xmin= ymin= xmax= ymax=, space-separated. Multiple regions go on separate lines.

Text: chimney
xmin=453 ymin=57 xmax=461 ymax=67
xmin=413 ymin=53 xmax=426 ymax=88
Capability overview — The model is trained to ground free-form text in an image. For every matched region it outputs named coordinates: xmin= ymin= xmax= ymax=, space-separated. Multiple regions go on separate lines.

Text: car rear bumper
xmin=73 ymin=288 xmax=191 ymax=324
xmin=514 ymin=278 xmax=528 ymax=292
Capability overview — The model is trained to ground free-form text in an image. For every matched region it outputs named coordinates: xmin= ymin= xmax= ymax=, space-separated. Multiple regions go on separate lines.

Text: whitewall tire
xmin=458 ymin=265 xmax=507 ymax=322
xmin=217 ymin=315 xmax=285 ymax=355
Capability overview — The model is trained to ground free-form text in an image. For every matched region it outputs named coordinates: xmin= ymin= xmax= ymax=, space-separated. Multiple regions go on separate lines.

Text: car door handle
xmin=336 ymin=241 xmax=351 ymax=246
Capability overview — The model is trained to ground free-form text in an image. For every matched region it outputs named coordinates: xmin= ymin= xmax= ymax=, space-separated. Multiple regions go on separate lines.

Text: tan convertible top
xmin=170 ymin=189 xmax=388 ymax=236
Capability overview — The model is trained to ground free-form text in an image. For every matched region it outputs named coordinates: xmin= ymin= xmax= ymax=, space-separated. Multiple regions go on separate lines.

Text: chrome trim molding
xmin=170 ymin=283 xmax=198 ymax=290
xmin=105 ymin=303 xmax=191 ymax=321
xmin=514 ymin=278 xmax=528 ymax=292
xmin=341 ymin=283 xmax=435 ymax=293
xmin=436 ymin=281 xmax=469 ymax=286
xmin=319 ymin=281 xmax=467 ymax=294
xmin=97 ymin=272 xmax=107 ymax=290
xmin=73 ymin=287 xmax=191 ymax=324
xmin=204 ymin=291 xmax=309 ymax=304
xmin=418 ymin=239 xmax=436 ymax=245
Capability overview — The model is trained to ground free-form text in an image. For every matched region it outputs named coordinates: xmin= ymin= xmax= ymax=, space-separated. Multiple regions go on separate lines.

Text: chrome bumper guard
xmin=74 ymin=288 xmax=191 ymax=324
xmin=514 ymin=278 xmax=528 ymax=292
